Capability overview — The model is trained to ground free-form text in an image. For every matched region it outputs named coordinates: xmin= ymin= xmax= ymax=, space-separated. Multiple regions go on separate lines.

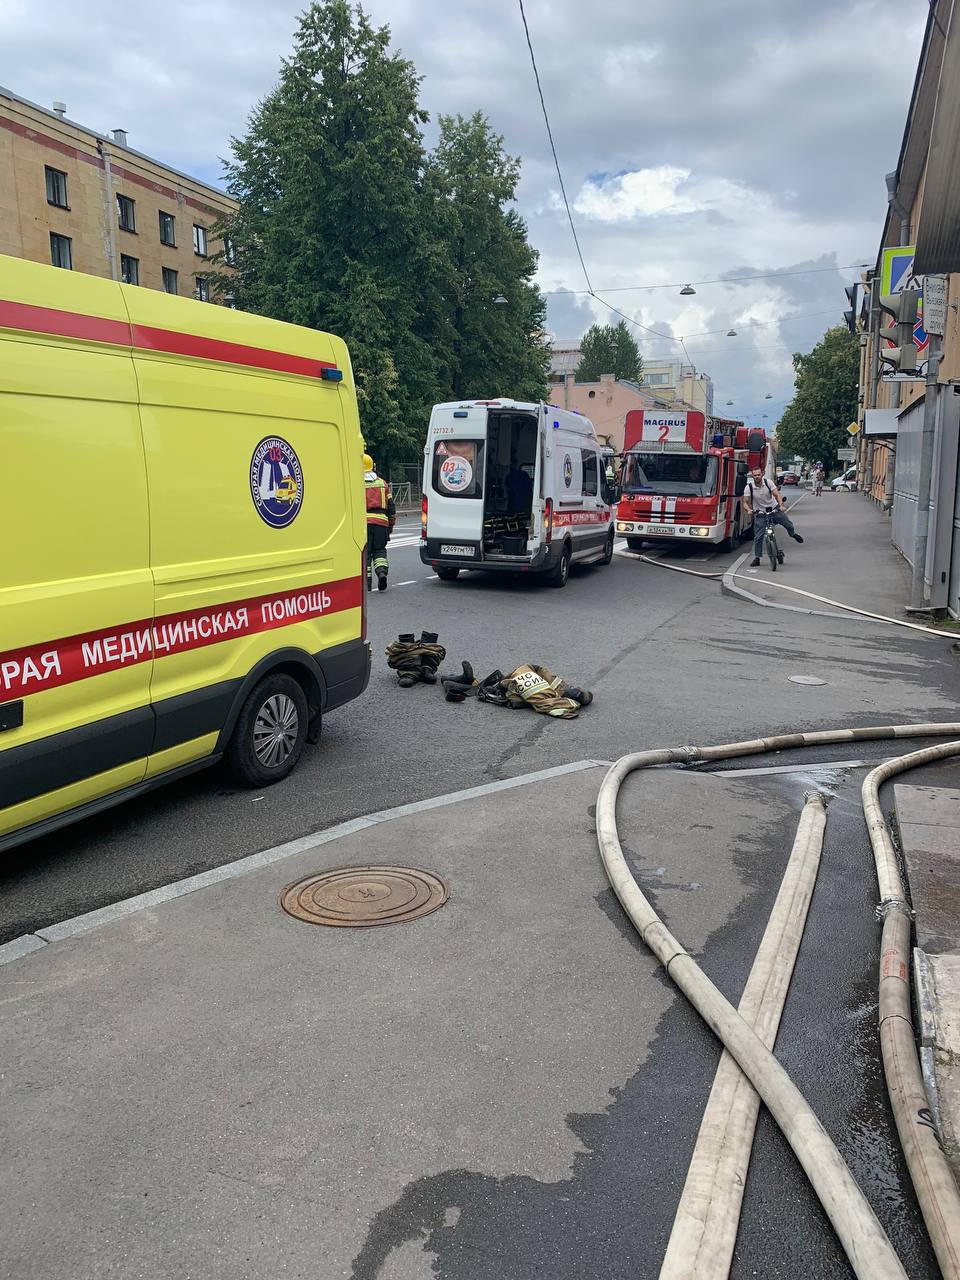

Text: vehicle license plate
xmin=441 ymin=543 xmax=475 ymax=556
xmin=647 ymin=525 xmax=676 ymax=535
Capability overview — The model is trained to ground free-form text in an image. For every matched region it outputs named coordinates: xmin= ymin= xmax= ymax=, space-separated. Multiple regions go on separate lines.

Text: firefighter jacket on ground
xmin=502 ymin=664 xmax=584 ymax=718
xmin=365 ymin=471 xmax=396 ymax=531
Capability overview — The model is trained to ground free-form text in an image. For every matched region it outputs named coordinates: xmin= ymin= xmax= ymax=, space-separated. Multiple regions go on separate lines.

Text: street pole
xmin=909 ymin=332 xmax=943 ymax=609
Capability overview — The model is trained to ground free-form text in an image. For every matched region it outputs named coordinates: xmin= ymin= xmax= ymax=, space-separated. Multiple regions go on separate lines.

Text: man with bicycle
xmin=743 ymin=466 xmax=803 ymax=566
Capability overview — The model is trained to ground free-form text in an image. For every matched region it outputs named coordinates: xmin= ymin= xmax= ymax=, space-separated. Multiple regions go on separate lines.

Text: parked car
xmin=779 ymin=471 xmax=800 ymax=486
xmin=832 ymin=466 xmax=858 ymax=492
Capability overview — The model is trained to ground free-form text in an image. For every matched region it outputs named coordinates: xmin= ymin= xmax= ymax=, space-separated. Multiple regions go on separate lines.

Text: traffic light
xmin=879 ymin=290 xmax=919 ymax=373
xmin=844 ymin=283 xmax=858 ymax=334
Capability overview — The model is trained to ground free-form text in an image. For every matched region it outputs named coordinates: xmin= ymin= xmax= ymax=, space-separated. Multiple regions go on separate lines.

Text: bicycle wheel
xmin=767 ymin=531 xmax=778 ymax=572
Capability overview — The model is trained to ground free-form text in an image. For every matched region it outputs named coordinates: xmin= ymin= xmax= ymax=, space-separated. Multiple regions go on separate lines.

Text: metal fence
xmin=389 ymin=464 xmax=422 ymax=510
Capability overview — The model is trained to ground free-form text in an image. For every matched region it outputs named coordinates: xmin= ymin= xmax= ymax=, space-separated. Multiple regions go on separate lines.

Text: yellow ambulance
xmin=0 ymin=254 xmax=370 ymax=851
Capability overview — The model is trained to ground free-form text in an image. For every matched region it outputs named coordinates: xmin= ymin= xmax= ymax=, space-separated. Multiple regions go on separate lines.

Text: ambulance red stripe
xmin=0 ymin=299 xmax=338 ymax=379
xmin=552 ymin=509 xmax=611 ymax=527
xmin=0 ymin=577 xmax=363 ymax=700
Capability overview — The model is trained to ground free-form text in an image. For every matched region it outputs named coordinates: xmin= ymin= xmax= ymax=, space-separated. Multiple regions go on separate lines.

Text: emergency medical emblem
xmin=439 ymin=455 xmax=473 ymax=493
xmin=563 ymin=453 xmax=573 ymax=487
xmin=250 ymin=437 xmax=303 ymax=528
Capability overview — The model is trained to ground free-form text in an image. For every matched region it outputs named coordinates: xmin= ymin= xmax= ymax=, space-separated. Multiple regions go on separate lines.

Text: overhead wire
xmin=542 ymin=262 xmax=870 ymax=296
xmin=518 ymin=0 xmax=593 ymax=294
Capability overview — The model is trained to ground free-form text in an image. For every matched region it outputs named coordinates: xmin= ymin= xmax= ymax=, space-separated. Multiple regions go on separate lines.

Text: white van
xmin=420 ymin=399 xmax=616 ymax=587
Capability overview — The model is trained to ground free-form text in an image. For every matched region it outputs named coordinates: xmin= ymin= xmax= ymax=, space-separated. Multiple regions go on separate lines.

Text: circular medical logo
xmin=439 ymin=455 xmax=473 ymax=493
xmin=563 ymin=453 xmax=573 ymax=488
xmin=250 ymin=437 xmax=303 ymax=528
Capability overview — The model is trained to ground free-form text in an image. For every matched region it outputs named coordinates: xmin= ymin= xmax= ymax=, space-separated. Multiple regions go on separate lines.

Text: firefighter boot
xmin=418 ymin=632 xmax=444 ymax=684
xmin=441 ymin=660 xmax=478 ymax=701
xmin=385 ymin=635 xmax=423 ymax=688
xmin=377 ymin=567 xmax=388 ymax=591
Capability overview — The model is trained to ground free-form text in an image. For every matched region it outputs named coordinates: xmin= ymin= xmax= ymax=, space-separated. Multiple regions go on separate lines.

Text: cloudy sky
xmin=2 ymin=0 xmax=928 ymax=422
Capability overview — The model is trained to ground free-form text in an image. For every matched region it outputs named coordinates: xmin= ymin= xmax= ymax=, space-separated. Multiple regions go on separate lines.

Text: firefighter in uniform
xmin=364 ymin=453 xmax=396 ymax=590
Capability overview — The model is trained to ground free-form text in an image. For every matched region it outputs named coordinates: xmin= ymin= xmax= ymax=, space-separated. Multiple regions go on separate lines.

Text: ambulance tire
xmin=547 ymin=542 xmax=571 ymax=588
xmin=435 ymin=566 xmax=460 ymax=581
xmin=599 ymin=529 xmax=614 ymax=565
xmin=226 ymin=673 xmax=309 ymax=787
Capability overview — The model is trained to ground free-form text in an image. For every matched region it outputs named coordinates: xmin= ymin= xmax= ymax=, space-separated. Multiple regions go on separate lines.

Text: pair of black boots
xmin=385 ymin=632 xmax=447 ymax=688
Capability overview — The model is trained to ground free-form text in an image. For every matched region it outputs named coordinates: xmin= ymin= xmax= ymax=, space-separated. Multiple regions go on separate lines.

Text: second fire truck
xmin=615 ymin=408 xmax=768 ymax=551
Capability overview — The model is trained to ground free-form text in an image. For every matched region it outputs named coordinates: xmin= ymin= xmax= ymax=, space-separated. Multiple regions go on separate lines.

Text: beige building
xmin=0 ymin=85 xmax=236 ymax=301
xmin=549 ymin=373 xmax=676 ymax=451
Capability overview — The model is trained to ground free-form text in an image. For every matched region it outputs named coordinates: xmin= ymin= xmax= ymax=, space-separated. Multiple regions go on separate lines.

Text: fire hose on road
xmin=596 ymin=723 xmax=960 ymax=1280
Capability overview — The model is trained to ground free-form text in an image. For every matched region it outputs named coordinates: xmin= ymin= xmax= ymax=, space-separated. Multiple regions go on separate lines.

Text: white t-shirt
xmin=745 ymin=476 xmax=778 ymax=512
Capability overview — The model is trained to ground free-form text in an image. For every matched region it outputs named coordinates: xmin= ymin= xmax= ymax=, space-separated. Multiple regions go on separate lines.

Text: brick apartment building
xmin=0 ymin=85 xmax=236 ymax=301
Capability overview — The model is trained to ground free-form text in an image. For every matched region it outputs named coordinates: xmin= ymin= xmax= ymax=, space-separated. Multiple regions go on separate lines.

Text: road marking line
xmin=395 ymin=580 xmax=416 ymax=586
xmin=427 ymin=574 xmax=438 ymax=579
xmin=0 ymin=759 xmax=608 ymax=966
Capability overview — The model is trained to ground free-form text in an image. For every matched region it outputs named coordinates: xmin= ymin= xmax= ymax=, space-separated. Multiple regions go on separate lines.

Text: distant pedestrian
xmin=813 ymin=465 xmax=825 ymax=497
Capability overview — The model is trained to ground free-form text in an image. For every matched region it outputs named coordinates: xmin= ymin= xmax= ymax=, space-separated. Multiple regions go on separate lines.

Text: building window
xmin=162 ymin=267 xmax=179 ymax=295
xmin=192 ymin=224 xmax=208 ymax=257
xmin=195 ymin=275 xmax=209 ymax=302
xmin=117 ymin=194 xmax=136 ymax=232
xmin=159 ymin=211 xmax=176 ymax=246
xmin=45 ymin=166 xmax=68 ymax=208
xmin=50 ymin=233 xmax=72 ymax=269
xmin=120 ymin=254 xmax=139 ymax=285
xmin=223 ymin=236 xmax=236 ymax=266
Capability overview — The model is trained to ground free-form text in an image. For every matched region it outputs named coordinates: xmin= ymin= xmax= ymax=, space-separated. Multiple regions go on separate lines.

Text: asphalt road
xmin=3 ymin=509 xmax=958 ymax=945
xmin=4 ymin=500 xmax=960 ymax=1276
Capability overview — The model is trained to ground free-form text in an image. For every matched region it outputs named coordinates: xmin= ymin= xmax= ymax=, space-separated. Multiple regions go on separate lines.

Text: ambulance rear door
xmin=423 ymin=404 xmax=488 ymax=564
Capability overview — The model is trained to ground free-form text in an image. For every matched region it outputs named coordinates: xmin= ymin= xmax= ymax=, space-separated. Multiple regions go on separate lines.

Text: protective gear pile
xmin=473 ymin=665 xmax=592 ymax=718
xmin=385 ymin=632 xmax=446 ymax=688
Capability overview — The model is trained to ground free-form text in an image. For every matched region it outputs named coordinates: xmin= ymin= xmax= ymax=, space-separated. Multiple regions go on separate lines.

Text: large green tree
xmin=776 ymin=326 xmax=859 ymax=467
xmin=425 ymin=111 xmax=549 ymax=402
xmin=216 ymin=0 xmax=440 ymax=468
xmin=575 ymin=320 xmax=643 ymax=383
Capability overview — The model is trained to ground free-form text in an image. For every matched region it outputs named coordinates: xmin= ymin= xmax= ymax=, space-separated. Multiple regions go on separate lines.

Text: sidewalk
xmin=723 ymin=489 xmax=917 ymax=621
xmin=0 ymin=764 xmax=789 ymax=1280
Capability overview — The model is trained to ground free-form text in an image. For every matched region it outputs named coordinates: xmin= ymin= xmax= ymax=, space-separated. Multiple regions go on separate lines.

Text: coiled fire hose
xmin=596 ymin=724 xmax=960 ymax=1279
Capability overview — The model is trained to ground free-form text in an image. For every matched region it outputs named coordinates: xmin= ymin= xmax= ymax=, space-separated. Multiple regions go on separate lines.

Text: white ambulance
xmin=420 ymin=399 xmax=616 ymax=587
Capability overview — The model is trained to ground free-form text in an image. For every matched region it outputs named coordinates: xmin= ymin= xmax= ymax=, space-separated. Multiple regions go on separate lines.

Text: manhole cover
xmin=788 ymin=675 xmax=827 ymax=686
xmin=280 ymin=865 xmax=449 ymax=928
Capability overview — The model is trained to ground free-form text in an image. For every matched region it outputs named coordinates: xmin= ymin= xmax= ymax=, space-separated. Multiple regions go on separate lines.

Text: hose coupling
xmin=876 ymin=896 xmax=915 ymax=922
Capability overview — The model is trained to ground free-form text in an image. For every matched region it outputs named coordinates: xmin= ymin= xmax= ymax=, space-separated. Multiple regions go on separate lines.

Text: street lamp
xmin=680 ymin=284 xmax=696 ymax=296
xmin=726 ymin=328 xmax=737 ymax=337
xmin=725 ymin=399 xmax=734 ymax=406
xmin=493 ymin=295 xmax=508 ymax=305
xmin=764 ymin=393 xmax=772 ymax=399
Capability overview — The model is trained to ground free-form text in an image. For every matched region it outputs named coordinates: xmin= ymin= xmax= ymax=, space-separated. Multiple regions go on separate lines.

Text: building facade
xmin=0 ymin=85 xmax=236 ymax=301
xmin=853 ymin=0 xmax=960 ymax=613
xmin=548 ymin=374 xmax=677 ymax=451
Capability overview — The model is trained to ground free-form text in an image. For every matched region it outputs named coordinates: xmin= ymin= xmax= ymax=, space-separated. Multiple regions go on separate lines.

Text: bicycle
xmin=757 ymin=509 xmax=785 ymax=572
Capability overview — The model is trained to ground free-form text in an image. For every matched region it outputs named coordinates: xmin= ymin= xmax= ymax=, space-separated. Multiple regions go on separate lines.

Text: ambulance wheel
xmin=227 ymin=673 xmax=309 ymax=787
xmin=547 ymin=543 xmax=571 ymax=588
xmin=626 ymin=537 xmax=644 ymax=552
xmin=436 ymin=566 xmax=460 ymax=581
xmin=599 ymin=530 xmax=614 ymax=565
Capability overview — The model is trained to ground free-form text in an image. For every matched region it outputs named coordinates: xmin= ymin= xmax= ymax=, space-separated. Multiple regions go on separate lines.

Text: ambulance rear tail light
xmin=421 ymin=493 xmax=428 ymax=539
xmin=544 ymin=497 xmax=554 ymax=544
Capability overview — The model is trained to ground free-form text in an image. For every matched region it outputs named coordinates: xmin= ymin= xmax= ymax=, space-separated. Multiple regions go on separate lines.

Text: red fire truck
xmin=615 ymin=409 xmax=767 ymax=551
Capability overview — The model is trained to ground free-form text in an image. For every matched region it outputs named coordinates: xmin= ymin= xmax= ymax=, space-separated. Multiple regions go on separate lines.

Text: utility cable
xmin=517 ymin=0 xmax=593 ymax=295
xmin=542 ymin=263 xmax=871 ymax=296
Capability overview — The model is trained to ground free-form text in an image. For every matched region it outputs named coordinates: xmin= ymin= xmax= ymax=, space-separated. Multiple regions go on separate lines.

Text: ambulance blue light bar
xmin=453 ymin=410 xmax=469 ymax=417
xmin=321 ymin=367 xmax=343 ymax=381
